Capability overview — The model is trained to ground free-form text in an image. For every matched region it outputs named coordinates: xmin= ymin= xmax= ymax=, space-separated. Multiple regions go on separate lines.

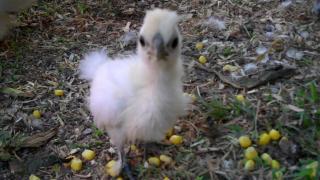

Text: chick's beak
xmin=152 ymin=33 xmax=168 ymax=60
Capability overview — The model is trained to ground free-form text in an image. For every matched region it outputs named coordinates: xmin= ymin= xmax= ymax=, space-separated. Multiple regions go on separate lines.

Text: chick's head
xmin=138 ymin=9 xmax=181 ymax=65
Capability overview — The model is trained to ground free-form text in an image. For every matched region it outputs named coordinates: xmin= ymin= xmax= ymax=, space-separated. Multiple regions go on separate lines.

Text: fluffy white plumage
xmin=80 ymin=9 xmax=189 ymax=176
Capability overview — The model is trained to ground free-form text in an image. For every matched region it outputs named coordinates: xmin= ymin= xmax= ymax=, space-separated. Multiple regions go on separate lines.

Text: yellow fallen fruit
xmin=81 ymin=149 xmax=96 ymax=161
xmin=259 ymin=133 xmax=271 ymax=145
xmin=274 ymin=171 xmax=283 ymax=180
xmin=261 ymin=153 xmax=272 ymax=165
xmin=169 ymin=135 xmax=183 ymax=145
xmin=236 ymin=94 xmax=245 ymax=102
xmin=280 ymin=136 xmax=288 ymax=141
xmin=32 ymin=110 xmax=41 ymax=119
xmin=198 ymin=55 xmax=207 ymax=64
xmin=130 ymin=144 xmax=137 ymax=151
xmin=63 ymin=155 xmax=74 ymax=168
xmin=244 ymin=159 xmax=255 ymax=171
xmin=238 ymin=135 xmax=252 ymax=148
xmin=245 ymin=147 xmax=258 ymax=160
xmin=166 ymin=128 xmax=174 ymax=138
xmin=223 ymin=64 xmax=238 ymax=72
xmin=70 ymin=158 xmax=82 ymax=171
xmin=54 ymin=89 xmax=64 ymax=96
xmin=183 ymin=93 xmax=196 ymax=102
xmin=163 ymin=176 xmax=170 ymax=180
xmin=105 ymin=160 xmax=121 ymax=177
xmin=159 ymin=154 xmax=172 ymax=164
xmin=190 ymin=94 xmax=197 ymax=102
xmin=148 ymin=157 xmax=161 ymax=167
xmin=271 ymin=160 xmax=280 ymax=170
xmin=269 ymin=129 xmax=281 ymax=140
xmin=306 ymin=161 xmax=318 ymax=178
xmin=29 ymin=174 xmax=40 ymax=180
xmin=130 ymin=144 xmax=140 ymax=154
xmin=195 ymin=42 xmax=204 ymax=51
xmin=106 ymin=160 xmax=116 ymax=168
xmin=116 ymin=177 xmax=123 ymax=180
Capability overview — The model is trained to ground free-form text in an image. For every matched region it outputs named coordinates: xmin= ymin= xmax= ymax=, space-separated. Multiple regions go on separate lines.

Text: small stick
xmin=254 ymin=100 xmax=261 ymax=135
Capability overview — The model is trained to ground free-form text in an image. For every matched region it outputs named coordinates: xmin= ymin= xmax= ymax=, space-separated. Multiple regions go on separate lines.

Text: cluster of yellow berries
xmin=148 ymin=154 xmax=173 ymax=167
xmin=195 ymin=42 xmax=207 ymax=64
xmin=146 ymin=150 xmax=173 ymax=180
xmin=165 ymin=128 xmax=183 ymax=145
xmin=106 ymin=128 xmax=180 ymax=178
xmin=259 ymin=129 xmax=281 ymax=145
xmin=238 ymin=129 xmax=282 ymax=171
xmin=29 ymin=150 xmax=98 ymax=180
xmin=105 ymin=145 xmax=173 ymax=179
xmin=64 ymin=149 xmax=96 ymax=171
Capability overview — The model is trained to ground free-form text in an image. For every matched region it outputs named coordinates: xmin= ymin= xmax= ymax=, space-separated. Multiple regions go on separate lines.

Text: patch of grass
xmin=195 ymin=176 xmax=204 ymax=180
xmin=136 ymin=164 xmax=147 ymax=178
xmin=92 ymin=125 xmax=104 ymax=138
xmin=225 ymin=124 xmax=244 ymax=134
xmin=89 ymin=140 xmax=104 ymax=147
xmin=136 ymin=164 xmax=161 ymax=179
xmin=8 ymin=40 xmax=24 ymax=60
xmin=293 ymin=82 xmax=320 ymax=128
xmin=42 ymin=6 xmax=56 ymax=17
xmin=204 ymin=98 xmax=230 ymax=120
xmin=203 ymin=96 xmax=255 ymax=121
xmin=293 ymin=159 xmax=319 ymax=180
xmin=223 ymin=47 xmax=234 ymax=57
xmin=289 ymin=82 xmax=320 ymax=155
xmin=296 ymin=57 xmax=313 ymax=66
xmin=0 ymin=131 xmax=26 ymax=161
xmin=309 ymin=81 xmax=319 ymax=103
xmin=231 ymin=100 xmax=255 ymax=119
xmin=69 ymin=143 xmax=89 ymax=149
xmin=77 ymin=2 xmax=88 ymax=15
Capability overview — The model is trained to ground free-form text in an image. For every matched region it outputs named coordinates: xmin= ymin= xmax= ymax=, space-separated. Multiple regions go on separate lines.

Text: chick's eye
xmin=139 ymin=36 xmax=145 ymax=47
xmin=171 ymin=37 xmax=178 ymax=49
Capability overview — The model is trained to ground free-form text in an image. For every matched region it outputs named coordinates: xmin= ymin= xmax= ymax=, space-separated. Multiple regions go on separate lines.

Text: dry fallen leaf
xmin=0 ymin=87 xmax=34 ymax=97
xmin=285 ymin=104 xmax=304 ymax=113
xmin=21 ymin=127 xmax=58 ymax=148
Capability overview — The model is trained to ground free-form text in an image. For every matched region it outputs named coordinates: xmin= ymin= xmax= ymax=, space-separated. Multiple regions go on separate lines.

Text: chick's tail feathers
xmin=79 ymin=50 xmax=109 ymax=81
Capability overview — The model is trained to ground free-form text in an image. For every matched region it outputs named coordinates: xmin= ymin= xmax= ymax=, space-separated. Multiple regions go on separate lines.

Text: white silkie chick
xmin=80 ymin=9 xmax=189 ymax=177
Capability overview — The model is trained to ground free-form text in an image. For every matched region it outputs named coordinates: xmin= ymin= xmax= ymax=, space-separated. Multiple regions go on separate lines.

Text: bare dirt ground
xmin=0 ymin=0 xmax=319 ymax=179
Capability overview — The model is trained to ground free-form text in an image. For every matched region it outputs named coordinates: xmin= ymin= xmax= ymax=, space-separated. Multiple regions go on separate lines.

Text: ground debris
xmin=197 ymin=63 xmax=296 ymax=89
xmin=0 ymin=0 xmax=319 ymax=179
xmin=20 ymin=127 xmax=58 ymax=148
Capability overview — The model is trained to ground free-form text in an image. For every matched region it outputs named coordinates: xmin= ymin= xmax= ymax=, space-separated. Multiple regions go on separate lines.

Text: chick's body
xmin=80 ymin=9 xmax=188 ymax=153
xmin=88 ymin=53 xmax=186 ymax=147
